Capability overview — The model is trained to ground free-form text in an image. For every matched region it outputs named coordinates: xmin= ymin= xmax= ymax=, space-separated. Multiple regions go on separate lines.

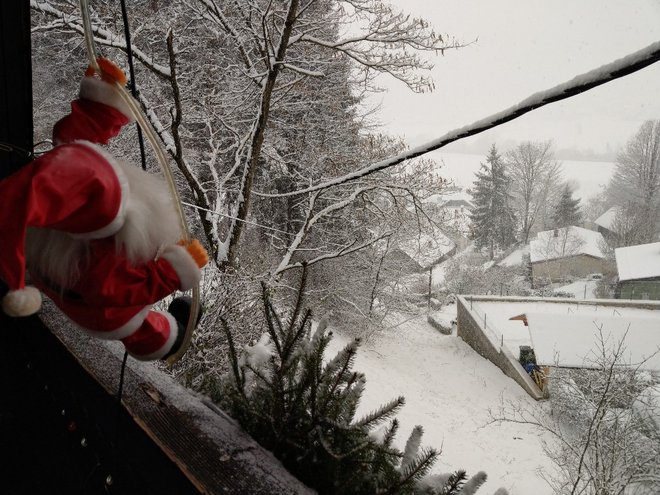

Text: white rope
xmin=78 ymin=0 xmax=199 ymax=365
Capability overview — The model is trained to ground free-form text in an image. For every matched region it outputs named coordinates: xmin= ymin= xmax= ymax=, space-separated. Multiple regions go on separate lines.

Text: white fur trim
xmin=2 ymin=287 xmax=42 ymax=317
xmin=80 ymin=77 xmax=135 ymax=121
xmin=81 ymin=306 xmax=151 ymax=341
xmin=161 ymin=245 xmax=201 ymax=291
xmin=129 ymin=311 xmax=179 ymax=361
xmin=69 ymin=141 xmax=129 ymax=239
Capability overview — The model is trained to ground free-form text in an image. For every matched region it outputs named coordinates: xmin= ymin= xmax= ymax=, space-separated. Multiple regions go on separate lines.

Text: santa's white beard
xmin=26 ymin=161 xmax=181 ymax=288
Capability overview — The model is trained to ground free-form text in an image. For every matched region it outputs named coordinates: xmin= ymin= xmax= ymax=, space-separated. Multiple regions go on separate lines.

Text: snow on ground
xmin=431 ymin=243 xmax=476 ymax=287
xmin=327 ymin=313 xmax=555 ymax=495
xmin=556 ymin=279 xmax=598 ymax=299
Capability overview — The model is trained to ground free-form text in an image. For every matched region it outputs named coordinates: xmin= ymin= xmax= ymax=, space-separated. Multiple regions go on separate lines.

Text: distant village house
xmin=529 ymin=226 xmax=608 ymax=286
xmin=387 ymin=232 xmax=456 ymax=274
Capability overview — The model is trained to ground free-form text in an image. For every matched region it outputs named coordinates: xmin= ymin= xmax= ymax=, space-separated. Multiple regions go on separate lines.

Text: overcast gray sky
xmin=367 ymin=0 xmax=660 ymax=158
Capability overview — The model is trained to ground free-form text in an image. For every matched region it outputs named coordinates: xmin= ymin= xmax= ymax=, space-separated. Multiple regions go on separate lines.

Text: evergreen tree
xmin=552 ymin=184 xmax=582 ymax=228
xmin=469 ymin=145 xmax=517 ymax=259
xmin=213 ymin=267 xmax=501 ymax=495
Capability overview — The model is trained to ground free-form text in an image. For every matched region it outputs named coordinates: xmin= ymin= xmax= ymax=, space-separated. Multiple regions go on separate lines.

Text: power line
xmin=180 ymin=201 xmax=296 ymax=236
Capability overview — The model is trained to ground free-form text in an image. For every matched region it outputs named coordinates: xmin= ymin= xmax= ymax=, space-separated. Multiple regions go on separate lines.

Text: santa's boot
xmin=163 ymin=296 xmax=203 ymax=361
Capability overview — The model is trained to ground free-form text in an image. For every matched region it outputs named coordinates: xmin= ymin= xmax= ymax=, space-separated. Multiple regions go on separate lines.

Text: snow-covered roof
xmin=526 ymin=313 xmax=660 ymax=370
xmin=396 ymin=232 xmax=455 ymax=269
xmin=615 ymin=242 xmax=660 ymax=281
xmin=442 ymin=199 xmax=474 ymax=209
xmin=529 ymin=226 xmax=606 ymax=263
xmin=498 ymin=245 xmax=529 ymax=267
xmin=594 ymin=206 xmax=619 ymax=230
xmin=425 ymin=190 xmax=473 ymax=206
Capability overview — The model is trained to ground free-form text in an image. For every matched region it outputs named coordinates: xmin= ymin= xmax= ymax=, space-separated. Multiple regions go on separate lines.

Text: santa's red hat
xmin=0 ymin=76 xmax=133 ymax=317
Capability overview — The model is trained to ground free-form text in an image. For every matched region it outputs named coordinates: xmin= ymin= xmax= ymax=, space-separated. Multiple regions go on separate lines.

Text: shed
xmin=615 ymin=242 xmax=660 ymax=300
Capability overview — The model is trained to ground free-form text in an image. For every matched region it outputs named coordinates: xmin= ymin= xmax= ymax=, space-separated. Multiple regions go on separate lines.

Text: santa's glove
xmin=85 ymin=57 xmax=128 ymax=86
xmin=177 ymin=239 xmax=209 ymax=268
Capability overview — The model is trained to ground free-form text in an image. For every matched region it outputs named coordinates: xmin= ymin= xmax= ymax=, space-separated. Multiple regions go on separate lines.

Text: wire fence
xmin=464 ymin=297 xmax=505 ymax=349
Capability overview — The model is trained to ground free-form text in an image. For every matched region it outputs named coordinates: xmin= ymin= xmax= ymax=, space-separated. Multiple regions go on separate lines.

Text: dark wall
xmin=0 ymin=1 xmax=33 ymax=179
xmin=616 ymin=279 xmax=660 ymax=300
xmin=0 ymin=312 xmax=201 ymax=495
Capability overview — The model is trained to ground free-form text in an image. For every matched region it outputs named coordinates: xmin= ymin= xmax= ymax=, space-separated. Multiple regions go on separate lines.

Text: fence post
xmin=427 ymin=266 xmax=433 ymax=314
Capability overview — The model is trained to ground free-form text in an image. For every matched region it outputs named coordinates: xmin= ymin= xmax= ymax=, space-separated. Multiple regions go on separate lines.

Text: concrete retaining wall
xmin=456 ymin=296 xmax=545 ymax=400
xmin=455 ymin=295 xmax=660 ymax=400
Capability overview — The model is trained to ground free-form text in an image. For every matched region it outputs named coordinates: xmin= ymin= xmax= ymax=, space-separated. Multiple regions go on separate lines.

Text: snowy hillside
xmin=327 ymin=313 xmax=556 ymax=495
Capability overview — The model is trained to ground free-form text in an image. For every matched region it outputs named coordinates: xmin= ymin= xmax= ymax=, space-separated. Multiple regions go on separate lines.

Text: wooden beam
xmin=0 ymin=0 xmax=33 ymax=179
xmin=39 ymin=305 xmax=314 ymax=494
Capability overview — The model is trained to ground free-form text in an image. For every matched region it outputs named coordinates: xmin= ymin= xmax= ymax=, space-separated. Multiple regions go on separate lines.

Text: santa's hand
xmin=85 ymin=57 xmax=128 ymax=86
xmin=178 ymin=239 xmax=209 ymax=268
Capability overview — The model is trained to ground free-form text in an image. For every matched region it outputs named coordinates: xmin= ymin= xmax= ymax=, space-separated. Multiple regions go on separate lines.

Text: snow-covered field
xmin=432 ymin=151 xmax=614 ymax=202
xmin=328 ymin=312 xmax=556 ymax=495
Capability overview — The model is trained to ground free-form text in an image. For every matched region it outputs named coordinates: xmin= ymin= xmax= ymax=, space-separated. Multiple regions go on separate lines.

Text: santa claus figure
xmin=0 ymin=59 xmax=207 ymax=361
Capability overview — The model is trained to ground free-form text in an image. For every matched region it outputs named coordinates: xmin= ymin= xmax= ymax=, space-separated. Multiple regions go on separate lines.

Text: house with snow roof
xmin=593 ymin=206 xmax=620 ymax=242
xmin=425 ymin=192 xmax=473 ymax=246
xmin=529 ymin=226 xmax=608 ymax=286
xmin=615 ymin=241 xmax=660 ymax=300
xmin=389 ymin=232 xmax=456 ymax=273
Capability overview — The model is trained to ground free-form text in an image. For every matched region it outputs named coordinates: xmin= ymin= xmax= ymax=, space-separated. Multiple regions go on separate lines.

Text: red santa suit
xmin=0 ymin=74 xmax=204 ymax=361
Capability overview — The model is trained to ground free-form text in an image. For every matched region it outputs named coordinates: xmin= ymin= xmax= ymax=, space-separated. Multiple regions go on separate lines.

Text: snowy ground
xmin=327 ymin=311 xmax=556 ymax=495
xmin=555 ymin=279 xmax=598 ymax=299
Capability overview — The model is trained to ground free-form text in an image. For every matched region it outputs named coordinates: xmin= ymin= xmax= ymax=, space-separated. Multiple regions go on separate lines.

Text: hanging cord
xmin=118 ymin=0 xmax=147 ymax=171
xmin=0 ymin=141 xmax=32 ymax=156
xmin=78 ymin=0 xmax=200 ymax=365
xmin=106 ymin=350 xmax=130 ymax=488
xmin=116 ymin=351 xmax=129 ymax=404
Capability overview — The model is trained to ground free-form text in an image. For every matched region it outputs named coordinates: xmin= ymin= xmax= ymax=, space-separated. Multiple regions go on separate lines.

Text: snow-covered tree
xmin=506 ymin=141 xmax=563 ymax=243
xmin=493 ymin=331 xmax=660 ymax=495
xmin=30 ymin=0 xmax=461 ymax=272
xmin=606 ymin=119 xmax=660 ymax=244
xmin=551 ymin=183 xmax=582 ymax=228
xmin=213 ymin=268 xmax=503 ymax=494
xmin=469 ymin=145 xmax=517 ymax=260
